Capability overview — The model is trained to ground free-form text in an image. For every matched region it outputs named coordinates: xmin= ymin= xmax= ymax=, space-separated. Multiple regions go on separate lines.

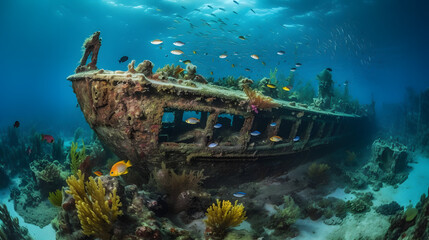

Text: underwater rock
xmin=385 ymin=188 xmax=429 ymax=240
xmin=362 ymin=139 xmax=409 ymax=186
xmin=344 ymin=171 xmax=368 ymax=190
xmin=376 ymin=201 xmax=403 ymax=216
xmin=9 ymin=168 xmax=58 ymax=227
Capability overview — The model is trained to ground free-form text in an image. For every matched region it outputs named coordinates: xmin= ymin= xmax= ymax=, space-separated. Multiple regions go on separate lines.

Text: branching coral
xmin=0 ymin=204 xmax=33 ymax=240
xmin=204 ymin=199 xmax=247 ymax=238
xmin=271 ymin=196 xmax=300 ymax=230
xmin=70 ymin=141 xmax=86 ymax=175
xmin=307 ymin=162 xmax=330 ymax=183
xmin=66 ymin=170 xmax=122 ymax=240
xmin=243 ymin=85 xmax=280 ymax=111
xmin=29 ymin=159 xmax=62 ymax=183
xmin=48 ymin=189 xmax=63 ymax=207
xmin=151 ymin=162 xmax=206 ymax=212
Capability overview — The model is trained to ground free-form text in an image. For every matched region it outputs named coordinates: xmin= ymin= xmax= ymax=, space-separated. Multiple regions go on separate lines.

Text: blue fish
xmin=214 ymin=123 xmax=222 ymax=128
xmin=293 ymin=136 xmax=300 ymax=142
xmin=233 ymin=192 xmax=246 ymax=198
xmin=270 ymin=122 xmax=277 ymax=127
xmin=250 ymin=131 xmax=261 ymax=136
xmin=208 ymin=142 xmax=218 ymax=148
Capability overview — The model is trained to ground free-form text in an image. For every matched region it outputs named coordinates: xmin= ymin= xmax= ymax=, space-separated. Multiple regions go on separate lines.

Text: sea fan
xmin=243 ymin=85 xmax=280 ymax=110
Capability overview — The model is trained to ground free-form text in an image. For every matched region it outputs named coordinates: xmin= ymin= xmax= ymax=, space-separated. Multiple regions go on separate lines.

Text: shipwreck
xmin=68 ymin=32 xmax=373 ymax=185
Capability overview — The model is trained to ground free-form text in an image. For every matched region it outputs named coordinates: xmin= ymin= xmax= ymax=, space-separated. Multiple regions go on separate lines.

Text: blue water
xmin=1 ymin=0 xmax=428 ymax=239
xmin=1 ymin=0 xmax=428 ymax=130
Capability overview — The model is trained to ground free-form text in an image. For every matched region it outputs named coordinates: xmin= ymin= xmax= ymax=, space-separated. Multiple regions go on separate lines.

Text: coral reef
xmin=215 ymin=75 xmax=246 ymax=89
xmin=151 ymin=162 xmax=207 ymax=213
xmin=307 ymin=162 xmax=330 ymax=185
xmin=362 ymin=139 xmax=409 ymax=186
xmin=153 ymin=64 xmax=185 ymax=80
xmin=9 ymin=170 xmax=59 ymax=227
xmin=243 ymin=85 xmax=280 ymax=112
xmin=376 ymin=201 xmax=403 ymax=216
xmin=0 ymin=204 xmax=33 ymax=240
xmin=269 ymin=195 xmax=300 ymax=234
xmin=135 ymin=60 xmax=154 ymax=76
xmin=66 ymin=170 xmax=122 ymax=240
xmin=204 ymin=199 xmax=247 ymax=239
xmin=30 ymin=158 xmax=63 ymax=184
xmin=346 ymin=192 xmax=373 ymax=214
xmin=385 ymin=188 xmax=429 ymax=239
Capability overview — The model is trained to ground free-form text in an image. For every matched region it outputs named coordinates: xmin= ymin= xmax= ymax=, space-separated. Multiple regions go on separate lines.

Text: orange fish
xmin=110 ymin=160 xmax=132 ymax=177
xmin=175 ymin=67 xmax=185 ymax=76
xmin=94 ymin=171 xmax=103 ymax=176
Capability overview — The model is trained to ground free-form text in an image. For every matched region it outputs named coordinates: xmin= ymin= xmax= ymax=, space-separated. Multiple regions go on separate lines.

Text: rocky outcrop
xmin=362 ymin=139 xmax=409 ymax=185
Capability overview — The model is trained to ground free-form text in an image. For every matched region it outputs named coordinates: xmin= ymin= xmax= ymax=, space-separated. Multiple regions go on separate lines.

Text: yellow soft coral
xmin=66 ymin=170 xmax=122 ymax=240
xmin=48 ymin=189 xmax=63 ymax=207
xmin=204 ymin=199 xmax=247 ymax=238
xmin=70 ymin=141 xmax=86 ymax=175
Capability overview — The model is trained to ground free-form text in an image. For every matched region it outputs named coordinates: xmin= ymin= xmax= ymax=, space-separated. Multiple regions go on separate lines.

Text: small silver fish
xmin=270 ymin=122 xmax=277 ymax=127
xmin=214 ymin=123 xmax=222 ymax=128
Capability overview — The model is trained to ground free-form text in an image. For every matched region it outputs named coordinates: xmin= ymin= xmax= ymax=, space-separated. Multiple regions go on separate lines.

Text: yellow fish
xmin=183 ymin=60 xmax=191 ymax=64
xmin=210 ymin=71 xmax=213 ymax=75
xmin=185 ymin=117 xmax=200 ymax=124
xmin=270 ymin=136 xmax=282 ymax=142
xmin=238 ymin=35 xmax=246 ymax=40
xmin=232 ymin=64 xmax=235 ymax=68
xmin=262 ymin=61 xmax=266 ymax=66
xmin=110 ymin=160 xmax=132 ymax=177
xmin=267 ymin=84 xmax=276 ymax=88
xmin=193 ymin=50 xmax=197 ymax=54
xmin=94 ymin=171 xmax=103 ymax=176
xmin=282 ymin=86 xmax=292 ymax=91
